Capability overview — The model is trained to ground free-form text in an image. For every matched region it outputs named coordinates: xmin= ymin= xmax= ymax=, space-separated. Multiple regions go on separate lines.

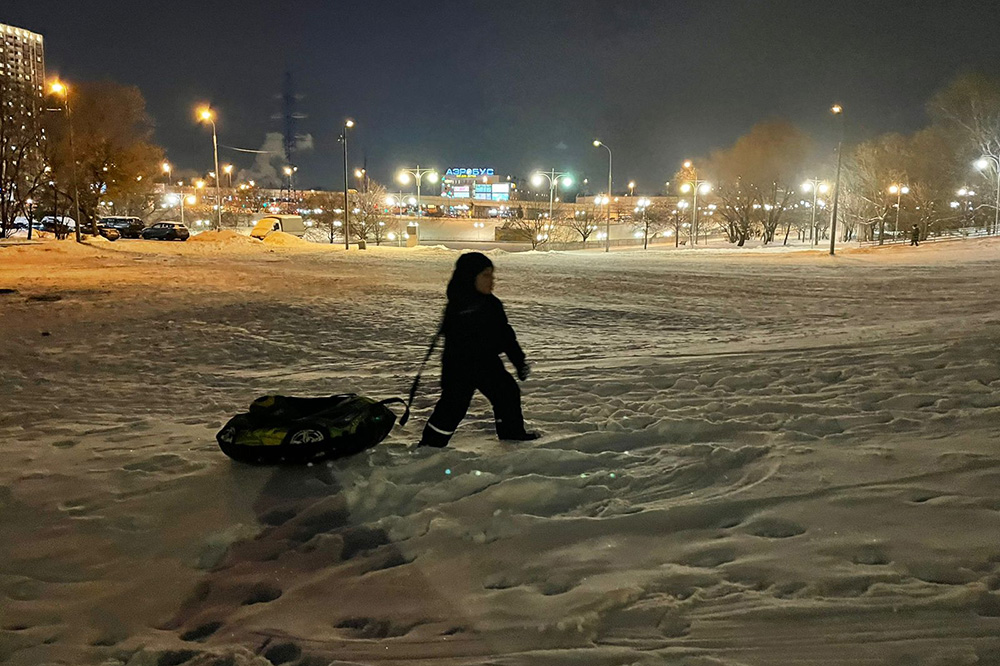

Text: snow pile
xmin=3 ymin=238 xmax=1000 ymax=665
xmin=188 ymin=229 xmax=261 ymax=246
xmin=263 ymin=231 xmax=312 ymax=247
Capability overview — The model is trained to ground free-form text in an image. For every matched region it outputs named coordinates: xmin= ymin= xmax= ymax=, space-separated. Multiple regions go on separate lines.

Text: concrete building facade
xmin=0 ymin=22 xmax=45 ymax=95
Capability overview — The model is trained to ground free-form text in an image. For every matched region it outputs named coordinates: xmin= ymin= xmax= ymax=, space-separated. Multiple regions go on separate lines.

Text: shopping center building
xmin=439 ymin=167 xmax=516 ymax=202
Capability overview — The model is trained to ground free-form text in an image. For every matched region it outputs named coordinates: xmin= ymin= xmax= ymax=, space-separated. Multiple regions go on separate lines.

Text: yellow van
xmin=250 ymin=215 xmax=308 ymax=240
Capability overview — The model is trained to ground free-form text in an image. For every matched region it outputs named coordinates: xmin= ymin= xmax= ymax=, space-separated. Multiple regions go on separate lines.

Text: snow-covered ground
xmin=2 ymin=236 xmax=1000 ymax=666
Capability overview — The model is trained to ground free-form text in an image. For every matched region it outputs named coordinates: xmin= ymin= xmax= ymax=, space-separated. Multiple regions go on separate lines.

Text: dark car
xmin=98 ymin=216 xmax=146 ymax=239
xmin=141 ymin=222 xmax=190 ymax=241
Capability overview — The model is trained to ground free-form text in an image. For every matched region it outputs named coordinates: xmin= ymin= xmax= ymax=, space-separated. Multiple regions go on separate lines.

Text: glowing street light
xmin=48 ymin=80 xmax=83 ymax=241
xmin=679 ymin=166 xmax=712 ymax=245
xmin=802 ymin=179 xmax=829 ymax=245
xmin=593 ymin=139 xmax=613 ymax=252
xmin=196 ymin=105 xmax=222 ymax=230
xmin=397 ymin=166 xmax=440 ymax=244
xmin=829 ymin=103 xmax=845 ymax=255
xmin=282 ymin=165 xmax=298 ymax=194
xmin=532 ymin=169 xmax=573 ymax=225
xmin=339 ymin=119 xmax=355 ymax=247
xmin=887 ymin=183 xmax=910 ymax=243
xmin=975 ymin=155 xmax=1000 ymax=234
xmin=628 ymin=180 xmax=636 ymax=196
xmin=167 ymin=193 xmax=197 ymax=225
xmin=223 ymin=163 xmax=233 ymax=188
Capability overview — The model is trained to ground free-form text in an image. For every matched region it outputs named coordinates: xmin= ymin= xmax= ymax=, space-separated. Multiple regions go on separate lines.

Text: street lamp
xmin=398 ymin=165 xmax=440 ymax=244
xmin=223 ymin=164 xmax=233 ymax=189
xmin=887 ymin=183 xmax=910 ymax=244
xmin=802 ymin=179 xmax=829 ymax=245
xmin=628 ymin=181 xmax=636 ymax=197
xmin=830 ymin=103 xmax=845 ymax=256
xmin=955 ymin=187 xmax=977 ymax=228
xmin=196 ymin=106 xmax=222 ymax=230
xmin=593 ymin=140 xmax=613 ymax=252
xmin=49 ymin=80 xmax=83 ymax=242
xmin=162 ymin=161 xmax=172 ymax=187
xmin=339 ymin=119 xmax=354 ymax=248
xmin=283 ymin=165 xmax=298 ymax=195
xmin=167 ymin=194 xmax=197 ymax=226
xmin=679 ymin=169 xmax=711 ymax=245
xmin=532 ymin=169 xmax=573 ymax=225
xmin=975 ymin=156 xmax=1000 ymax=235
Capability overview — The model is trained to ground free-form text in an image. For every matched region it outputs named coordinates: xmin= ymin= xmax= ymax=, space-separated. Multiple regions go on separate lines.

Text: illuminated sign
xmin=444 ymin=185 xmax=471 ymax=198
xmin=446 ymin=168 xmax=495 ymax=178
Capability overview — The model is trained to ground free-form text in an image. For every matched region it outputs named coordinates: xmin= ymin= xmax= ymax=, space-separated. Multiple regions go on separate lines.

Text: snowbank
xmin=3 ymin=237 xmax=1000 ymax=665
xmin=188 ymin=229 xmax=261 ymax=246
xmin=262 ymin=231 xmax=312 ymax=246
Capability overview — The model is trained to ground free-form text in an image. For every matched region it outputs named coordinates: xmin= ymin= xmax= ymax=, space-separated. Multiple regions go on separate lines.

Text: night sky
xmin=7 ymin=1 xmax=1000 ymax=191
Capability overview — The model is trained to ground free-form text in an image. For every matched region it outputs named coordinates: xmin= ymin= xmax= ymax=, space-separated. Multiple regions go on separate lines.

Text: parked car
xmin=141 ymin=222 xmax=190 ymax=241
xmin=98 ymin=216 xmax=145 ymax=239
xmin=249 ymin=214 xmax=308 ymax=239
xmin=37 ymin=215 xmax=77 ymax=233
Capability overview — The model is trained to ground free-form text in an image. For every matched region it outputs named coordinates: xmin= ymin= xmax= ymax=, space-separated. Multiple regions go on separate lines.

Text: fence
xmin=858 ymin=225 xmax=998 ymax=247
xmin=544 ymin=237 xmax=683 ymax=251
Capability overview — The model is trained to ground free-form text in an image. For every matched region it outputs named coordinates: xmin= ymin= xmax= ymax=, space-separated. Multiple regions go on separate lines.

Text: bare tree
xmin=929 ymin=72 xmax=1000 ymax=163
xmin=351 ymin=181 xmax=397 ymax=245
xmin=501 ymin=207 xmax=552 ymax=250
xmin=632 ymin=202 xmax=667 ymax=249
xmin=666 ymin=206 xmax=687 ymax=247
xmin=46 ymin=81 xmax=163 ymax=235
xmin=302 ymin=190 xmax=346 ymax=242
xmin=705 ymin=120 xmax=812 ymax=245
xmin=713 ymin=179 xmax=758 ymax=246
xmin=561 ymin=205 xmax=600 ymax=245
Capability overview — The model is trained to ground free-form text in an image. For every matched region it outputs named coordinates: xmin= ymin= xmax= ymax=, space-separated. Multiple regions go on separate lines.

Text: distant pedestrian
xmin=910 ymin=224 xmax=920 ymax=246
xmin=416 ymin=252 xmax=538 ymax=448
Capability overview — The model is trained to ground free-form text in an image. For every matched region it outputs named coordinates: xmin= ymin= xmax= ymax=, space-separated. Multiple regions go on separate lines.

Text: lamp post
xmin=830 ymin=103 xmax=845 ymax=256
xmin=283 ymin=165 xmax=298 ymax=197
xmin=975 ymin=156 xmax=1000 ymax=235
xmin=354 ymin=168 xmax=369 ymax=192
xmin=49 ymin=81 xmax=83 ymax=242
xmin=887 ymin=183 xmax=909 ymax=244
xmin=628 ymin=180 xmax=636 ymax=197
xmin=531 ymin=169 xmax=573 ymax=225
xmin=339 ymin=119 xmax=354 ymax=249
xmin=802 ymin=179 xmax=829 ymax=245
xmin=955 ymin=187 xmax=977 ymax=229
xmin=197 ymin=107 xmax=222 ymax=230
xmin=223 ymin=164 xmax=233 ymax=189
xmin=593 ymin=140 xmax=613 ymax=252
xmin=397 ymin=165 xmax=440 ymax=244
xmin=162 ymin=161 xmax=172 ymax=188
xmin=679 ymin=174 xmax=711 ymax=246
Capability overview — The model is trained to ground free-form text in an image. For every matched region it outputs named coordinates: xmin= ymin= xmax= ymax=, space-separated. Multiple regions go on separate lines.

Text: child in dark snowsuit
xmin=418 ymin=253 xmax=538 ymax=448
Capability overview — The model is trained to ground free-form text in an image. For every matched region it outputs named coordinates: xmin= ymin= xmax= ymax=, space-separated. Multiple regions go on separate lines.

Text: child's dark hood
xmin=446 ymin=252 xmax=494 ymax=306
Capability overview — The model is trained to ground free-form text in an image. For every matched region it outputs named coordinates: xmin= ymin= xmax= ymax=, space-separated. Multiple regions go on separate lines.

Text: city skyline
xmin=6 ymin=1 xmax=1000 ymax=190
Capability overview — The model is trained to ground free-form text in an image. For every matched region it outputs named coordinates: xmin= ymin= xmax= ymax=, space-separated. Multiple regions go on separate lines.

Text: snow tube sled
xmin=216 ymin=394 xmax=407 ymax=465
